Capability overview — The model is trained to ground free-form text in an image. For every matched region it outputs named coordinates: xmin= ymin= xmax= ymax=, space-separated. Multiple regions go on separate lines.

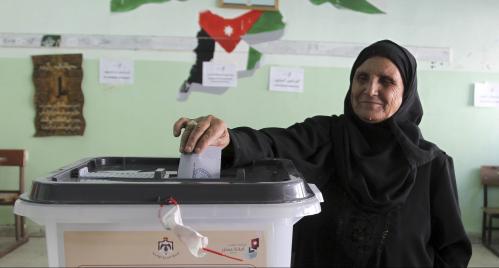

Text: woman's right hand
xmin=173 ymin=115 xmax=230 ymax=154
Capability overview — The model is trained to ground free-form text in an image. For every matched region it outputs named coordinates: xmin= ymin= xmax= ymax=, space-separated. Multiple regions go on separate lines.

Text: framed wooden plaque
xmin=32 ymin=54 xmax=85 ymax=136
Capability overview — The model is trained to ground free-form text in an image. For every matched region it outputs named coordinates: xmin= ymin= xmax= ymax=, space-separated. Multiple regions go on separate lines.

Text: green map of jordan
xmin=111 ymin=0 xmax=384 ymax=101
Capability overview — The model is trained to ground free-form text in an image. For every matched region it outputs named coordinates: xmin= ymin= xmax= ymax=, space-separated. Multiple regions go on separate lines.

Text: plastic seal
xmin=160 ymin=201 xmax=208 ymax=258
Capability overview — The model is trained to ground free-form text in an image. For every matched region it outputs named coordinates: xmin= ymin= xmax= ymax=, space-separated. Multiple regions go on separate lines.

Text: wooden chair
xmin=0 ymin=149 xmax=29 ymax=257
xmin=480 ymin=165 xmax=499 ymax=256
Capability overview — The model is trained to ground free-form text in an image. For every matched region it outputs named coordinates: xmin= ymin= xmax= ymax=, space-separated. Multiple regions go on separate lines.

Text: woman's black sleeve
xmin=431 ymin=155 xmax=472 ymax=267
xmin=224 ymin=115 xmax=334 ymax=169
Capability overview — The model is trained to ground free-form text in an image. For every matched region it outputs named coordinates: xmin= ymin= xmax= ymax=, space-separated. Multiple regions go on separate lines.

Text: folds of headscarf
xmin=335 ymin=40 xmax=438 ymax=213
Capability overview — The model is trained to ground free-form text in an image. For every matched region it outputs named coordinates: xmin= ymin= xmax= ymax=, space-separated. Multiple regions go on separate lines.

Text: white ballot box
xmin=14 ymin=157 xmax=323 ymax=267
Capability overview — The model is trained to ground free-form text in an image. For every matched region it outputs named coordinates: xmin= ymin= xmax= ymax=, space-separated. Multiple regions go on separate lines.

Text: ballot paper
xmin=177 ymin=146 xmax=221 ymax=179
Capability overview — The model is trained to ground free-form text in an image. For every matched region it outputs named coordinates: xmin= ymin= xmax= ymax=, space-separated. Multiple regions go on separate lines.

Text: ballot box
xmin=14 ymin=157 xmax=323 ymax=267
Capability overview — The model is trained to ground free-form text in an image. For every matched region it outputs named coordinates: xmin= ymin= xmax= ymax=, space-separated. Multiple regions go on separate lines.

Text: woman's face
xmin=351 ymin=56 xmax=404 ymax=123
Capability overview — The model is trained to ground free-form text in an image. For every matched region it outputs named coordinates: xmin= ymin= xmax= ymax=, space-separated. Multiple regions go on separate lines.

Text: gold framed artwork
xmin=218 ymin=0 xmax=279 ymax=11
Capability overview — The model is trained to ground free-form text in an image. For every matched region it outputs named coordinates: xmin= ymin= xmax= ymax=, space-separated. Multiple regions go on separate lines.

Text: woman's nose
xmin=365 ymin=80 xmax=379 ymax=96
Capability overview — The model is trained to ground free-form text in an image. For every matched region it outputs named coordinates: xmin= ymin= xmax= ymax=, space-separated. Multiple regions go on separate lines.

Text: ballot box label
xmin=64 ymin=230 xmax=266 ymax=267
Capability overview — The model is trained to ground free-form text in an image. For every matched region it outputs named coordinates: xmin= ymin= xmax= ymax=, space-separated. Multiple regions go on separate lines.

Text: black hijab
xmin=335 ymin=40 xmax=438 ymax=213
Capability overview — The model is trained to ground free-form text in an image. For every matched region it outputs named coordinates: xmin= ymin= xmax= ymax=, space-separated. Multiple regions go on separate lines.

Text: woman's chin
xmin=358 ymin=114 xmax=385 ymax=123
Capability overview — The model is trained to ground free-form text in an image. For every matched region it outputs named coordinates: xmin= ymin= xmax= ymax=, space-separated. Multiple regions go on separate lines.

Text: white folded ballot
xmin=177 ymin=146 xmax=221 ymax=179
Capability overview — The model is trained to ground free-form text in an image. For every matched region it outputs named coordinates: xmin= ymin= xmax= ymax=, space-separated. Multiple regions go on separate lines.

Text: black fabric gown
xmin=225 ymin=115 xmax=472 ymax=267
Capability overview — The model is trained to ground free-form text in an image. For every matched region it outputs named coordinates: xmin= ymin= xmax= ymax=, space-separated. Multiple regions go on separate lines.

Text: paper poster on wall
xmin=32 ymin=54 xmax=85 ymax=136
xmin=202 ymin=62 xmax=237 ymax=88
xmin=269 ymin=66 xmax=304 ymax=92
xmin=474 ymin=82 xmax=499 ymax=107
xmin=99 ymin=58 xmax=134 ymax=85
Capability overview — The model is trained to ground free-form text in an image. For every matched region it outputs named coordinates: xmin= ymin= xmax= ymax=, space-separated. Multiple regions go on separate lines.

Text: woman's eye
xmin=356 ymin=74 xmax=368 ymax=82
xmin=380 ymin=77 xmax=395 ymax=86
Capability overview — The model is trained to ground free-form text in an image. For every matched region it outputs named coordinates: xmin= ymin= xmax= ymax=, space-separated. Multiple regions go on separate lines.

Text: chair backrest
xmin=480 ymin=165 xmax=499 ymax=208
xmin=0 ymin=149 xmax=27 ymax=193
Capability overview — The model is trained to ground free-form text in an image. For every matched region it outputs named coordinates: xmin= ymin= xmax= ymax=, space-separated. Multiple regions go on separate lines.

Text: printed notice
xmin=474 ymin=82 xmax=499 ymax=107
xmin=202 ymin=62 xmax=237 ymax=87
xmin=269 ymin=66 xmax=304 ymax=93
xmin=99 ymin=58 xmax=134 ymax=85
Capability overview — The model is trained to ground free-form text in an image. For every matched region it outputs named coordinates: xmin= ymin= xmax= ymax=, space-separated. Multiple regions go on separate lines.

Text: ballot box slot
xmin=24 ymin=157 xmax=314 ymax=204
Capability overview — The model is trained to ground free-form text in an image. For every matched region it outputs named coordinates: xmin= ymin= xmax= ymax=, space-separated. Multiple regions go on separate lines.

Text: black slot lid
xmin=23 ymin=157 xmax=315 ymax=204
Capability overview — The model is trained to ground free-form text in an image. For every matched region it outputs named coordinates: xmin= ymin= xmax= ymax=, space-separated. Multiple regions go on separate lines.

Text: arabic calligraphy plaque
xmin=32 ymin=54 xmax=85 ymax=136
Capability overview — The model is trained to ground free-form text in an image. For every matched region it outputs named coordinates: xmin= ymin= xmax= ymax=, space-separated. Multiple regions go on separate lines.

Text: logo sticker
xmin=153 ymin=237 xmax=179 ymax=259
xmin=245 ymin=238 xmax=259 ymax=259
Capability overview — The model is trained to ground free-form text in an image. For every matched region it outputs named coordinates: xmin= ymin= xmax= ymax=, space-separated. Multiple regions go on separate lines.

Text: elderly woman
xmin=173 ymin=40 xmax=472 ymax=267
